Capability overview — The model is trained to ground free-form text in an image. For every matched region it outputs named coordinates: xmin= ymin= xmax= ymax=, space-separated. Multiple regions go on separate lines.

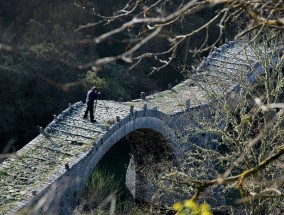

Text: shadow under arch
xmin=125 ymin=128 xmax=178 ymax=202
xmin=78 ymin=128 xmax=178 ymax=213
xmin=27 ymin=112 xmax=180 ymax=215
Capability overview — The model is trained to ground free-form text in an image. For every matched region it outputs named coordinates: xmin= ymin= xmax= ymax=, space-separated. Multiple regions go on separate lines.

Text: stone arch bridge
xmin=0 ymin=41 xmax=279 ymax=214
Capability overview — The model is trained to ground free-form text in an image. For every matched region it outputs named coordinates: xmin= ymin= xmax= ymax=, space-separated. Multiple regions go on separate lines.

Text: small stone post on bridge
xmin=186 ymin=99 xmax=190 ymax=112
xmin=140 ymin=92 xmax=146 ymax=100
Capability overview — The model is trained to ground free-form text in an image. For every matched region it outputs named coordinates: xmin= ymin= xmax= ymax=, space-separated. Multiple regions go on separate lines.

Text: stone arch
xmin=94 ymin=114 xmax=180 ymax=163
xmin=27 ymin=113 xmax=180 ymax=215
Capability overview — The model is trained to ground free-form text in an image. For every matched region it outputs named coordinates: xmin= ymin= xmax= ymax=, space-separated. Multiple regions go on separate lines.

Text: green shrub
xmin=85 ymin=63 xmax=138 ymax=101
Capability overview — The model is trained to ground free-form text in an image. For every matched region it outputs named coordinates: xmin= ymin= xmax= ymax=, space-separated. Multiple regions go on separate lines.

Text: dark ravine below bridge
xmin=0 ymin=41 xmax=280 ymax=215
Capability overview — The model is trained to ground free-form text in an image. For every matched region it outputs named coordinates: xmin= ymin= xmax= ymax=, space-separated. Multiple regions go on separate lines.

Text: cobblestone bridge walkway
xmin=0 ymin=41 xmax=274 ymax=214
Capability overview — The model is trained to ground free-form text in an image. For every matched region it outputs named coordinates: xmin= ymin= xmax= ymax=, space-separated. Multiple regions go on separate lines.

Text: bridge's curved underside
xmin=125 ymin=128 xmax=177 ymax=200
xmin=0 ymin=41 xmax=269 ymax=214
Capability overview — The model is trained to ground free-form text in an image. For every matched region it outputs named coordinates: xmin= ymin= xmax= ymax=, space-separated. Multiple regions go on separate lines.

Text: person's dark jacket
xmin=86 ymin=90 xmax=99 ymax=104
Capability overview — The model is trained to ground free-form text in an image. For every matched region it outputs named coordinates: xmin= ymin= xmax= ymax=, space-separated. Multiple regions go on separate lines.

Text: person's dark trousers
xmin=84 ymin=102 xmax=94 ymax=121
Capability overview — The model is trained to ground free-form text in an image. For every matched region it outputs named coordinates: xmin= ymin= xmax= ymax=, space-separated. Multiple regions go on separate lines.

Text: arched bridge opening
xmin=76 ymin=128 xmax=177 ymax=213
xmin=125 ymin=128 xmax=177 ymax=203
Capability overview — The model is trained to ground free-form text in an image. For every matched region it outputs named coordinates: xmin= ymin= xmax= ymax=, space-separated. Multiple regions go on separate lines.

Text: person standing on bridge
xmin=83 ymin=87 xmax=100 ymax=123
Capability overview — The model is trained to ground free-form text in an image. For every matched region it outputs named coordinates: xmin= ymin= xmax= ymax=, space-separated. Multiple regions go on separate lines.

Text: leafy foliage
xmin=86 ymin=63 xmax=140 ymax=101
xmin=173 ymin=200 xmax=213 ymax=215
